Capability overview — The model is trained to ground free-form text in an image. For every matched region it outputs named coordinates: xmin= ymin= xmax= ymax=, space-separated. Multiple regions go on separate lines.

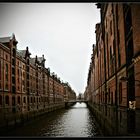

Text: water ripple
xmin=6 ymin=103 xmax=101 ymax=137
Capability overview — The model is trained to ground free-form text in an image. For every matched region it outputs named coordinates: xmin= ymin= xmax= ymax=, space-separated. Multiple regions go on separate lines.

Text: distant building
xmin=77 ymin=93 xmax=84 ymax=101
xmin=63 ymin=82 xmax=76 ymax=102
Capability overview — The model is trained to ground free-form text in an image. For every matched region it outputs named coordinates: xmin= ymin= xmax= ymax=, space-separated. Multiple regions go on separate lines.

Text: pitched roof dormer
xmin=37 ymin=54 xmax=46 ymax=67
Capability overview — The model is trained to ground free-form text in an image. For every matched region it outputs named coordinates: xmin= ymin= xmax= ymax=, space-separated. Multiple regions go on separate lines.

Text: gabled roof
xmin=30 ymin=58 xmax=36 ymax=65
xmin=0 ymin=34 xmax=18 ymax=47
xmin=0 ymin=42 xmax=10 ymax=50
xmin=17 ymin=50 xmax=26 ymax=58
xmin=38 ymin=57 xmax=44 ymax=63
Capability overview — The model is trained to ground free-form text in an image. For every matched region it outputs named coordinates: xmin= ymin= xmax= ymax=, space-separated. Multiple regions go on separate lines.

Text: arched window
xmin=5 ymin=96 xmax=9 ymax=105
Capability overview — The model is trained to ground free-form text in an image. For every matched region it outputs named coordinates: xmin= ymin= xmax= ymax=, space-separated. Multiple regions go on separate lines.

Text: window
xmin=5 ymin=55 xmax=8 ymax=60
xmin=23 ymin=97 xmax=26 ymax=103
xmin=110 ymin=20 xmax=112 ymax=35
xmin=12 ymin=67 xmax=15 ymax=75
xmin=110 ymin=46 xmax=114 ymax=75
xmin=117 ymin=29 xmax=121 ymax=67
xmin=27 ymin=73 xmax=29 ymax=79
xmin=119 ymin=82 xmax=122 ymax=104
xmin=13 ymin=48 xmax=16 ymax=57
xmin=27 ymin=97 xmax=29 ymax=103
xmin=12 ymin=77 xmax=15 ymax=84
xmin=127 ymin=38 xmax=134 ymax=65
xmin=12 ymin=96 xmax=16 ymax=113
xmin=22 ymin=80 xmax=25 ymax=85
xmin=111 ymin=92 xmax=113 ymax=104
xmin=110 ymin=46 xmax=112 ymax=62
xmin=0 ymin=61 xmax=1 ymax=89
xmin=0 ymin=95 xmax=2 ymax=105
xmin=102 ymin=91 xmax=104 ymax=103
xmin=0 ymin=60 xmax=1 ymax=80
xmin=17 ymin=96 xmax=20 ymax=104
xmin=23 ymin=72 xmax=25 ymax=78
xmin=5 ymin=96 xmax=9 ymax=105
xmin=12 ymin=59 xmax=15 ymax=65
xmin=124 ymin=5 xmax=132 ymax=37
xmin=5 ymin=83 xmax=8 ymax=90
xmin=108 ymin=88 xmax=110 ymax=103
xmin=27 ymin=66 xmax=29 ymax=72
xmin=120 ymin=111 xmax=122 ymax=124
xmin=12 ymin=86 xmax=15 ymax=93
xmin=128 ymin=67 xmax=135 ymax=101
xmin=17 ymin=69 xmax=20 ymax=84
xmin=31 ymin=97 xmax=32 ymax=103
xmin=12 ymin=96 xmax=15 ymax=106
xmin=5 ymin=64 xmax=8 ymax=81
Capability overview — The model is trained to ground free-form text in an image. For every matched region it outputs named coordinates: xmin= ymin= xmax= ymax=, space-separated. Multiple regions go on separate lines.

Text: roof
xmin=17 ymin=50 xmax=26 ymax=58
xmin=38 ymin=57 xmax=44 ymax=63
xmin=0 ymin=37 xmax=11 ymax=43
xmin=30 ymin=58 xmax=36 ymax=65
xmin=0 ymin=42 xmax=10 ymax=50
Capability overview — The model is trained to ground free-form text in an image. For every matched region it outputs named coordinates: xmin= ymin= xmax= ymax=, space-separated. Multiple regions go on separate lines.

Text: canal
xmin=2 ymin=102 xmax=103 ymax=137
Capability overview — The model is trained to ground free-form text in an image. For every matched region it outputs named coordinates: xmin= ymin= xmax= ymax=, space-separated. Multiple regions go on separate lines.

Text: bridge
xmin=67 ymin=99 xmax=88 ymax=103
xmin=64 ymin=100 xmax=88 ymax=108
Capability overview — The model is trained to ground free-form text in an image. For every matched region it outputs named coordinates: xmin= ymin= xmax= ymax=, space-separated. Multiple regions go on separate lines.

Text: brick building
xmin=0 ymin=34 xmax=76 ymax=128
xmin=62 ymin=82 xmax=76 ymax=102
xmin=85 ymin=3 xmax=140 ymax=136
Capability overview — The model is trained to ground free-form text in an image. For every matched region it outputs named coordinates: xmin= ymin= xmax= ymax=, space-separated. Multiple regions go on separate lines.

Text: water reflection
xmin=4 ymin=102 xmax=101 ymax=137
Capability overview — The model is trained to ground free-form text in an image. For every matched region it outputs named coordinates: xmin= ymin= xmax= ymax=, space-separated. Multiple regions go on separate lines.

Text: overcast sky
xmin=0 ymin=3 xmax=100 ymax=95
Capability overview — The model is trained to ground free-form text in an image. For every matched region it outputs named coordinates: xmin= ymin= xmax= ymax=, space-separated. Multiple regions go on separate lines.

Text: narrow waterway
xmin=3 ymin=102 xmax=102 ymax=137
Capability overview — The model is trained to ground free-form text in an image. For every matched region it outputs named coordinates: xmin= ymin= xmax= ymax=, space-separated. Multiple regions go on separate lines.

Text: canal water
xmin=2 ymin=102 xmax=102 ymax=137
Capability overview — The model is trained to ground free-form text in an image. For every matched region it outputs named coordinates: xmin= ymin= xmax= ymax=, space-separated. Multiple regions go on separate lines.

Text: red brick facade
xmin=85 ymin=3 xmax=140 ymax=136
xmin=0 ymin=34 xmax=76 ymax=125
